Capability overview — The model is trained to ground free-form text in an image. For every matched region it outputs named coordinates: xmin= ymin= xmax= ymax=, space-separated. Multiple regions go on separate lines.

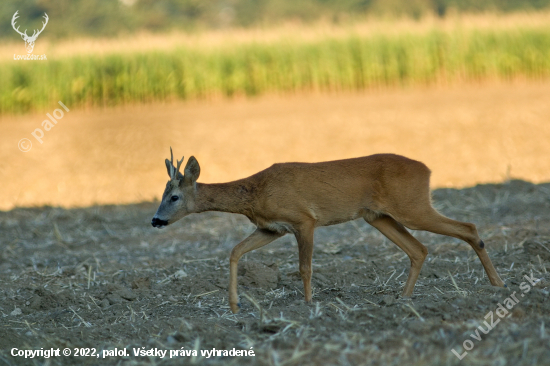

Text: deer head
xmin=151 ymin=148 xmax=201 ymax=228
xmin=12 ymin=11 xmax=49 ymax=54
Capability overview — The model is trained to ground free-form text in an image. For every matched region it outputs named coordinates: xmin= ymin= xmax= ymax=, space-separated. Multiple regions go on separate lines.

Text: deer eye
xmin=170 ymin=195 xmax=179 ymax=202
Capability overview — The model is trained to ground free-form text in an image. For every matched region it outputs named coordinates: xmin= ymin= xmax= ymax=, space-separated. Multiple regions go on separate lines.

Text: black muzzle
xmin=151 ymin=217 xmax=168 ymax=228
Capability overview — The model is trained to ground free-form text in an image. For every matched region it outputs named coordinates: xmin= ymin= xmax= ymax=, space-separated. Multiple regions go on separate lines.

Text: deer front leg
xmin=229 ymin=228 xmax=283 ymax=313
xmin=294 ymin=222 xmax=315 ymax=302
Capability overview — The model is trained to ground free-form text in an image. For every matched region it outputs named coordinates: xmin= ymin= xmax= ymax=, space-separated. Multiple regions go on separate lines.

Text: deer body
xmin=153 ymin=151 xmax=505 ymax=313
xmin=194 ymin=155 xmax=427 ymax=231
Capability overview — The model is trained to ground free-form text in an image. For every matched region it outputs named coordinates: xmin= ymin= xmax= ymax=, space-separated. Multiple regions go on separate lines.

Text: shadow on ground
xmin=1 ymin=180 xmax=549 ymax=365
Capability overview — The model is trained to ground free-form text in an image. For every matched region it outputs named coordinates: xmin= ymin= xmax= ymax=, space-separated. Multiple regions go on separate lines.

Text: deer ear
xmin=183 ymin=156 xmax=200 ymax=184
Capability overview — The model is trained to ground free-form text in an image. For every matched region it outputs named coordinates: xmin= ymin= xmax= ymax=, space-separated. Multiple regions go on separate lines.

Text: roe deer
xmin=152 ymin=148 xmax=505 ymax=313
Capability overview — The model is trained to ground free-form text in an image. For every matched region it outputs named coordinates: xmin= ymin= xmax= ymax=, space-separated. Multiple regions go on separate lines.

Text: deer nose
xmin=151 ymin=217 xmax=168 ymax=228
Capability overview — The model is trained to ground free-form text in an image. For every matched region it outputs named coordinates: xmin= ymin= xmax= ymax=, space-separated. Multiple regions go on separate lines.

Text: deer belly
xmin=317 ymin=207 xmax=380 ymax=227
xmin=264 ymin=221 xmax=294 ymax=234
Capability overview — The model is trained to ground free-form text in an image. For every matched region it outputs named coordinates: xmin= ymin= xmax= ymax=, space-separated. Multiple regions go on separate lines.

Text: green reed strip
xmin=1 ymin=27 xmax=550 ymax=114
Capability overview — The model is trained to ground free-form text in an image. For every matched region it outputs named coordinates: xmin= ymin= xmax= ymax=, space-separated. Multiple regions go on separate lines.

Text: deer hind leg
xmin=398 ymin=207 xmax=505 ymax=287
xmin=367 ymin=215 xmax=428 ymax=297
xmin=229 ymin=229 xmax=283 ymax=313
xmin=294 ymin=222 xmax=315 ymax=303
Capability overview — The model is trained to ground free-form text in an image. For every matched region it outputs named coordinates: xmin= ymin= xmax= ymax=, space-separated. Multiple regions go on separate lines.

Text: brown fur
xmin=153 ymin=153 xmax=505 ymax=313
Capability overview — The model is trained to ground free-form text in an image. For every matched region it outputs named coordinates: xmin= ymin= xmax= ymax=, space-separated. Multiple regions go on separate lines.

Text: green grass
xmin=2 ymin=26 xmax=550 ymax=114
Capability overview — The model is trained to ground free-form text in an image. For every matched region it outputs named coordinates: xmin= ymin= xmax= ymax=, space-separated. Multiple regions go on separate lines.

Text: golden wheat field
xmin=1 ymin=81 xmax=550 ymax=211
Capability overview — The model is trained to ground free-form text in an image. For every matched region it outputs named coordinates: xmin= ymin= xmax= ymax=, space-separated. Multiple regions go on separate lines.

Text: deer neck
xmin=195 ymin=181 xmax=255 ymax=217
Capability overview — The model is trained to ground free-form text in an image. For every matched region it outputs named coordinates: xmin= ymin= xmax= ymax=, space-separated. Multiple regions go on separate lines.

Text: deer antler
xmin=31 ymin=13 xmax=49 ymax=40
xmin=169 ymin=147 xmax=175 ymax=179
xmin=169 ymin=147 xmax=184 ymax=180
xmin=175 ymin=156 xmax=184 ymax=179
xmin=11 ymin=11 xmax=28 ymax=38
xmin=11 ymin=11 xmax=48 ymax=41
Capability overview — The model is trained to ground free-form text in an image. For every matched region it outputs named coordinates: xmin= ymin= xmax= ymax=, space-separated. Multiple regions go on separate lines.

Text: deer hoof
xmin=230 ymin=302 xmax=241 ymax=314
